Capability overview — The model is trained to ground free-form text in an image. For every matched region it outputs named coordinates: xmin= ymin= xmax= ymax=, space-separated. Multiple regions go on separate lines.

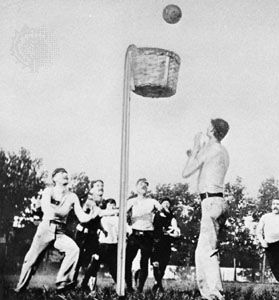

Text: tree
xmin=69 ymin=172 xmax=90 ymax=203
xmin=221 ymin=177 xmax=260 ymax=269
xmin=152 ymin=183 xmax=201 ymax=266
xmin=66 ymin=172 xmax=91 ymax=237
xmin=256 ymin=177 xmax=279 ymax=217
xmin=0 ymin=148 xmax=46 ymax=235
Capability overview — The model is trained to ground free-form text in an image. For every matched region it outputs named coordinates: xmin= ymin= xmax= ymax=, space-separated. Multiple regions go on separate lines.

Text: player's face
xmin=53 ymin=172 xmax=69 ymax=187
xmin=107 ymin=202 xmax=116 ymax=210
xmin=90 ymin=181 xmax=104 ymax=197
xmin=136 ymin=181 xmax=148 ymax=196
xmin=162 ymin=200 xmax=170 ymax=211
xmin=272 ymin=199 xmax=279 ymax=214
xmin=206 ymin=122 xmax=214 ymax=138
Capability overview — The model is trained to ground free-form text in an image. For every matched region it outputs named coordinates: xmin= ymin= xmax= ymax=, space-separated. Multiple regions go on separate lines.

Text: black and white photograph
xmin=1 ymin=1 xmax=279 ymax=299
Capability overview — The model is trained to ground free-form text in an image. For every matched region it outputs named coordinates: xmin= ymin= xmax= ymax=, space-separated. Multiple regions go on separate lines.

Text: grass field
xmin=2 ymin=273 xmax=279 ymax=300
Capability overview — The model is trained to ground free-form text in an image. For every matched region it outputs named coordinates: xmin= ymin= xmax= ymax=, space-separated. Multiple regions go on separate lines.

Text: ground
xmin=2 ymin=274 xmax=279 ymax=300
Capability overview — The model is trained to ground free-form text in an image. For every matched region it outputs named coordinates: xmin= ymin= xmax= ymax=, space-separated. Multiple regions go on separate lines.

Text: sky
xmin=1 ymin=0 xmax=279 ymax=199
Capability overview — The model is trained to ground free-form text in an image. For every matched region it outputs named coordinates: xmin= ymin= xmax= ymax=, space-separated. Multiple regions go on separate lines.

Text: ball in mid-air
xmin=163 ymin=4 xmax=182 ymax=24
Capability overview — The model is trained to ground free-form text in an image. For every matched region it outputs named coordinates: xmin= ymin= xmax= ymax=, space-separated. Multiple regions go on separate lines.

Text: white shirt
xmin=41 ymin=187 xmax=77 ymax=224
xmin=127 ymin=197 xmax=161 ymax=231
xmin=99 ymin=215 xmax=119 ymax=244
xmin=257 ymin=212 xmax=279 ymax=244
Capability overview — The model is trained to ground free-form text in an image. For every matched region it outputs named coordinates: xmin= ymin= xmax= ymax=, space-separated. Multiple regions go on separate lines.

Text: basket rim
xmin=136 ymin=47 xmax=181 ymax=64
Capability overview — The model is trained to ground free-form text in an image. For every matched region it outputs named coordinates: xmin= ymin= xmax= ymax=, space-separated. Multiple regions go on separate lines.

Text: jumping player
xmin=182 ymin=119 xmax=230 ymax=300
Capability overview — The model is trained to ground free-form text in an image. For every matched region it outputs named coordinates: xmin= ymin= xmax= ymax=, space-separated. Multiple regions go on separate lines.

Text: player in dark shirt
xmin=73 ymin=180 xmax=116 ymax=290
xmin=74 ymin=199 xmax=104 ymax=289
xmin=151 ymin=199 xmax=180 ymax=292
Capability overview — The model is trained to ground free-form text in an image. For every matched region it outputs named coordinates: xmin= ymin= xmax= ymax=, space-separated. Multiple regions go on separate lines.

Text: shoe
xmin=152 ymin=283 xmax=164 ymax=293
xmin=56 ymin=294 xmax=67 ymax=300
xmin=56 ymin=292 xmax=67 ymax=300
xmin=152 ymin=284 xmax=159 ymax=293
xmin=13 ymin=287 xmax=25 ymax=294
xmin=81 ymin=284 xmax=90 ymax=292
xmin=126 ymin=286 xmax=135 ymax=293
xmin=56 ymin=281 xmax=75 ymax=293
xmin=158 ymin=285 xmax=164 ymax=293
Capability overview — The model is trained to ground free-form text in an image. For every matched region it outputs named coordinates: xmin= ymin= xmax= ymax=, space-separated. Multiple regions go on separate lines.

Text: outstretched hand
xmin=167 ymin=226 xmax=181 ymax=238
xmin=261 ymin=240 xmax=268 ymax=248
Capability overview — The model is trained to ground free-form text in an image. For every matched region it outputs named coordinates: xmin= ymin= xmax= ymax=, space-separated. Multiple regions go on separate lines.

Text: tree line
xmin=0 ymin=147 xmax=278 ymax=270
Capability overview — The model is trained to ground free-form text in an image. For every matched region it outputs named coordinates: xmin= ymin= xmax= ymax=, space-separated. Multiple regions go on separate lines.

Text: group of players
xmin=15 ymin=118 xmax=234 ymax=300
xmin=14 ymin=172 xmax=181 ymax=296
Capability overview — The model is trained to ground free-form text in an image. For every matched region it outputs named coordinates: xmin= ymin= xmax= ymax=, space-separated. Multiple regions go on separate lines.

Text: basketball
xmin=163 ymin=4 xmax=182 ymax=24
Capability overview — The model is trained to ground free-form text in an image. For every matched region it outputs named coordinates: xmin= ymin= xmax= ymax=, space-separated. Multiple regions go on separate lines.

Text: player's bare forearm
xmin=99 ymin=208 xmax=119 ymax=217
xmin=182 ymin=156 xmax=200 ymax=178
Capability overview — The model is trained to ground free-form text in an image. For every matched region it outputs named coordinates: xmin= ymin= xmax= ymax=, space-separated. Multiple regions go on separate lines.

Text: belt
xmin=49 ymin=220 xmax=66 ymax=226
xmin=200 ymin=192 xmax=223 ymax=201
xmin=49 ymin=220 xmax=66 ymax=231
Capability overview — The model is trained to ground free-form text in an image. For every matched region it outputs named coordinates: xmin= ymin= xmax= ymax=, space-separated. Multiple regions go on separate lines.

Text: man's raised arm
xmin=73 ymin=195 xmax=95 ymax=223
xmin=182 ymin=132 xmax=206 ymax=178
xmin=154 ymin=200 xmax=162 ymax=211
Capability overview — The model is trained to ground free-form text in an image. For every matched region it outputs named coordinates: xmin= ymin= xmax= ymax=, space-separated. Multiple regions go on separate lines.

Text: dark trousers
xmin=266 ymin=241 xmax=279 ymax=282
xmin=86 ymin=243 xmax=117 ymax=283
xmin=125 ymin=230 xmax=153 ymax=291
xmin=74 ymin=230 xmax=99 ymax=286
xmin=151 ymin=237 xmax=171 ymax=286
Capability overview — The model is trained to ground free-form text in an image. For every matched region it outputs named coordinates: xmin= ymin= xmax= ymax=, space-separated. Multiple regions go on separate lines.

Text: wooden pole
xmin=116 ymin=45 xmax=136 ymax=297
xmin=261 ymin=252 xmax=266 ymax=283
xmin=233 ymin=258 xmax=237 ymax=282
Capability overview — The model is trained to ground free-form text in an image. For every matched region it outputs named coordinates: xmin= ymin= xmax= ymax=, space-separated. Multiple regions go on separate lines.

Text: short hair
xmin=52 ymin=168 xmax=67 ymax=178
xmin=106 ymin=198 xmax=116 ymax=205
xmin=90 ymin=179 xmax=104 ymax=189
xmin=102 ymin=198 xmax=116 ymax=209
xmin=160 ymin=197 xmax=171 ymax=205
xmin=159 ymin=197 xmax=170 ymax=203
xmin=211 ymin=118 xmax=229 ymax=142
xmin=136 ymin=178 xmax=149 ymax=186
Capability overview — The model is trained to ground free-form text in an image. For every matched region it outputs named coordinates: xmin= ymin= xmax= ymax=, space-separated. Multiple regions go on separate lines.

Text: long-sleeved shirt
xmin=99 ymin=215 xmax=119 ymax=244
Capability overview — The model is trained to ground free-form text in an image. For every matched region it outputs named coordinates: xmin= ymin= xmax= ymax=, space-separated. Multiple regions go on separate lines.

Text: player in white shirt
xmin=125 ymin=178 xmax=162 ymax=293
xmin=182 ymin=119 xmax=230 ymax=300
xmin=15 ymin=168 xmax=96 ymax=293
xmin=257 ymin=198 xmax=279 ymax=281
